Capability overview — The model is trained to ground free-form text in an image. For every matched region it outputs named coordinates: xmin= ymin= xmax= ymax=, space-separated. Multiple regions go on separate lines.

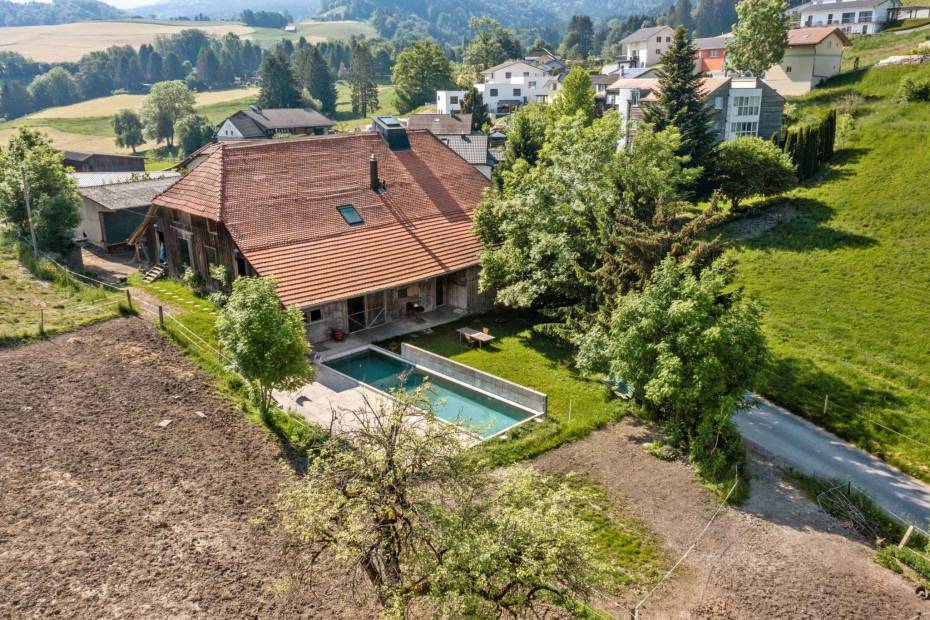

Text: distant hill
xmin=318 ymin=0 xmax=669 ymax=43
xmin=0 ymin=0 xmax=124 ymax=26
xmin=132 ymin=0 xmax=323 ymax=20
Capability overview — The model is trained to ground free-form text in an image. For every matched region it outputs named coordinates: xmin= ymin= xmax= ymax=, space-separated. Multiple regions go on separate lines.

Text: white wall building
xmin=618 ymin=25 xmax=676 ymax=69
xmin=788 ymin=0 xmax=901 ymax=34
xmin=436 ymin=90 xmax=467 ymax=114
xmin=764 ymin=27 xmax=850 ymax=96
xmin=476 ymin=59 xmax=561 ymax=115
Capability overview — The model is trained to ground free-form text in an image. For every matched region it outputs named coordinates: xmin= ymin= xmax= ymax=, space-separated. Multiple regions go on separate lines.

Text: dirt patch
xmin=0 ymin=318 xmax=376 ymax=618
xmin=725 ymin=205 xmax=798 ymax=241
xmin=534 ymin=420 xmax=927 ymax=619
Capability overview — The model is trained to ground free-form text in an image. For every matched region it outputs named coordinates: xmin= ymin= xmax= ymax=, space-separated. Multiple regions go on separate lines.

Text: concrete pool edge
xmin=320 ymin=344 xmax=547 ymax=442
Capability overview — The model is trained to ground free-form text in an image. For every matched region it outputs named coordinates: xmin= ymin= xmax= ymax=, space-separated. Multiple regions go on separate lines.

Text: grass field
xmin=843 ymin=27 xmax=930 ymax=69
xmin=0 ymin=88 xmax=258 ymax=158
xmin=0 ymin=20 xmax=254 ymax=63
xmin=0 ymin=238 xmax=124 ymax=343
xmin=726 ymin=64 xmax=930 ymax=483
xmin=248 ymin=20 xmax=376 ymax=47
xmin=381 ymin=314 xmax=629 ymax=466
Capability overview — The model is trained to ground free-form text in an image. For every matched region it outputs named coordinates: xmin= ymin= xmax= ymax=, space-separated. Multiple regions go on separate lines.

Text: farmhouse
xmin=64 ymin=151 xmax=145 ymax=172
xmin=788 ymin=0 xmax=900 ymax=34
xmin=139 ymin=117 xmax=492 ymax=343
xmin=764 ymin=27 xmax=851 ymax=96
xmin=217 ymin=106 xmax=334 ymax=140
xmin=611 ymin=76 xmax=785 ymax=144
xmin=74 ymin=171 xmax=180 ymax=251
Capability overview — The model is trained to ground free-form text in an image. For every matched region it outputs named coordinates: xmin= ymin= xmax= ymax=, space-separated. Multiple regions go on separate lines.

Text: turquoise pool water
xmin=325 ymin=348 xmax=531 ymax=439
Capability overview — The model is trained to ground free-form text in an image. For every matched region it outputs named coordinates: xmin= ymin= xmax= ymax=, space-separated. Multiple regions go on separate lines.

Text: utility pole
xmin=20 ymin=164 xmax=37 ymax=257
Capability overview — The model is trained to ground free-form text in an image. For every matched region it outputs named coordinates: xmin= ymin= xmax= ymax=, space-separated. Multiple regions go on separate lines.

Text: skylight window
xmin=338 ymin=205 xmax=364 ymax=227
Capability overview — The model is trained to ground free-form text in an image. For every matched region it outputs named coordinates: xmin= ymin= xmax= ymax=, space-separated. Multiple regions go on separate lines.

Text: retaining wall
xmin=400 ymin=343 xmax=547 ymax=415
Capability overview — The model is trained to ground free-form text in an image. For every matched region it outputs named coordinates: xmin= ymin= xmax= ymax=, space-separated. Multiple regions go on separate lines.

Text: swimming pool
xmin=324 ymin=347 xmax=537 ymax=439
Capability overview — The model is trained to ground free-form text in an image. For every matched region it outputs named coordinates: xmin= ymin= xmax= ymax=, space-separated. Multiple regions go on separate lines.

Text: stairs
xmin=143 ymin=264 xmax=166 ymax=283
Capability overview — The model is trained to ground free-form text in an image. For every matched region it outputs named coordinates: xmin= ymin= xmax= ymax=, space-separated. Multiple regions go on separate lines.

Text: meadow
xmin=842 ymin=25 xmax=930 ymax=69
xmin=727 ymin=63 xmax=930 ymax=482
xmin=0 ymin=20 xmax=254 ymax=63
xmin=248 ymin=20 xmax=376 ymax=47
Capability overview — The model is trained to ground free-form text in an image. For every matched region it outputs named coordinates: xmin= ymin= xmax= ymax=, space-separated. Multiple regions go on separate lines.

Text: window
xmin=490 ymin=88 xmax=498 ymax=97
xmin=709 ymin=49 xmax=721 ymax=58
xmin=523 ymin=71 xmax=529 ymax=77
xmin=631 ymin=90 xmax=641 ymax=104
xmin=666 ymin=36 xmax=671 ymax=42
xmin=733 ymin=95 xmax=761 ymax=116
xmin=841 ymin=11 xmax=855 ymax=23
xmin=338 ymin=205 xmax=364 ymax=227
xmin=450 ymin=95 xmax=459 ymax=104
xmin=858 ymin=10 xmax=872 ymax=21
xmin=714 ymin=96 xmax=724 ymax=109
xmin=204 ymin=245 xmax=217 ymax=266
xmin=306 ymin=308 xmax=323 ymax=323
xmin=529 ymin=80 xmax=536 ymax=88
xmin=730 ymin=121 xmax=758 ymax=136
xmin=786 ymin=66 xmax=793 ymax=73
xmin=505 ymin=71 xmax=511 ymax=79
xmin=827 ymin=13 xmax=834 ymax=23
xmin=513 ymin=88 xmax=521 ymax=96
xmin=656 ymin=36 xmax=662 ymax=42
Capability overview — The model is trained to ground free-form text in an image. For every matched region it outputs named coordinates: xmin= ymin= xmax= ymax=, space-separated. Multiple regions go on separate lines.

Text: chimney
xmin=370 ymin=153 xmax=379 ymax=192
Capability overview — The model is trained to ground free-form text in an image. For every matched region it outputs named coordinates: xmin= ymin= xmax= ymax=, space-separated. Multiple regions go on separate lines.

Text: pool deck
xmin=312 ymin=306 xmax=467 ymax=361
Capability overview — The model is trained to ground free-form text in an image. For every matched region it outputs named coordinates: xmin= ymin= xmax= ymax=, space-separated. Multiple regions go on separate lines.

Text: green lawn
xmin=249 ymin=19 xmax=377 ymax=48
xmin=332 ymin=81 xmax=400 ymax=130
xmin=382 ymin=314 xmax=629 ymax=466
xmin=726 ymin=64 xmax=930 ymax=482
xmin=843 ymin=27 xmax=930 ymax=69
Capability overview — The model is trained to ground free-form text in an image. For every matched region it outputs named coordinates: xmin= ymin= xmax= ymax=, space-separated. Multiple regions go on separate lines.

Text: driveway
xmin=736 ymin=396 xmax=930 ymax=528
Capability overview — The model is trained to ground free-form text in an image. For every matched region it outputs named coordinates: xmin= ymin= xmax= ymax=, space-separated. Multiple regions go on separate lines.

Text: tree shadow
xmin=736 ymin=196 xmax=878 ymax=253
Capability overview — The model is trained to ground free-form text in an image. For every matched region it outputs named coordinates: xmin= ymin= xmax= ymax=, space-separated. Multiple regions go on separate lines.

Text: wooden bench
xmin=457 ymin=327 xmax=495 ymax=348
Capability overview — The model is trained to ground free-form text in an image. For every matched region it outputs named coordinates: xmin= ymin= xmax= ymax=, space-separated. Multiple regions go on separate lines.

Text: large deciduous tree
xmin=462 ymin=17 xmax=522 ymax=75
xmin=272 ymin=384 xmax=607 ymax=616
xmin=575 ymin=256 xmax=767 ymax=490
xmin=349 ymin=40 xmax=379 ymax=118
xmin=140 ymin=80 xmax=195 ymax=148
xmin=0 ymin=128 xmax=80 ymax=254
xmin=548 ymin=65 xmax=596 ymax=125
xmin=392 ymin=38 xmax=453 ymax=114
xmin=712 ymin=136 xmax=796 ymax=210
xmin=641 ymin=26 xmax=715 ymax=169
xmin=216 ymin=276 xmax=314 ymax=418
xmin=258 ymin=48 xmax=302 ymax=108
xmin=112 ymin=109 xmax=144 ymax=153
xmin=28 ymin=67 xmax=80 ymax=110
xmin=174 ymin=113 xmax=214 ymax=156
xmin=727 ymin=0 xmax=791 ymax=76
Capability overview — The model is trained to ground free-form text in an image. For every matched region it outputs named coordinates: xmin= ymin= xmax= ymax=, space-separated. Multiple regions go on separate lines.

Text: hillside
xmin=0 ymin=0 xmax=123 ymax=27
xmin=132 ymin=0 xmax=323 ymax=20
xmin=320 ymin=0 xmax=669 ymax=43
xmin=726 ymin=64 xmax=930 ymax=483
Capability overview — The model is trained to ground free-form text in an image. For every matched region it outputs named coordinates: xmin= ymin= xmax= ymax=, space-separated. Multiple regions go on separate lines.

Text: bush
xmin=898 ymin=75 xmax=930 ymax=102
xmin=180 ymin=265 xmax=202 ymax=291
xmin=689 ymin=415 xmax=748 ymax=501
xmin=712 ymin=137 xmax=796 ymax=211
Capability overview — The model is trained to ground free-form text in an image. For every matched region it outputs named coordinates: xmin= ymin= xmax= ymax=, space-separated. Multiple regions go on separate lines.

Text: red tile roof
xmin=153 ymin=131 xmax=490 ymax=308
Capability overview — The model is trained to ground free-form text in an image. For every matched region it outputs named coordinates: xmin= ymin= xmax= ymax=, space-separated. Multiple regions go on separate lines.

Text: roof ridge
xmin=218 ymin=144 xmax=227 ymax=222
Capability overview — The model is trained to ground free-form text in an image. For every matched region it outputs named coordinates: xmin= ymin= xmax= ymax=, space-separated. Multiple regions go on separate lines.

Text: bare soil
xmin=534 ymin=419 xmax=928 ymax=619
xmin=0 ymin=318 xmax=376 ymax=619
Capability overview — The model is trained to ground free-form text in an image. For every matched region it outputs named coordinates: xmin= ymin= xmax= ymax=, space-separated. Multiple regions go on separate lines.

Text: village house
xmin=74 ymin=171 xmax=180 ymax=251
xmin=694 ymin=34 xmax=733 ymax=76
xmin=610 ymin=76 xmax=785 ymax=144
xmin=217 ymin=105 xmax=334 ymax=140
xmin=764 ymin=27 xmax=851 ymax=96
xmin=139 ymin=117 xmax=493 ymax=343
xmin=618 ymin=25 xmax=676 ymax=69
xmin=788 ymin=0 xmax=901 ymax=34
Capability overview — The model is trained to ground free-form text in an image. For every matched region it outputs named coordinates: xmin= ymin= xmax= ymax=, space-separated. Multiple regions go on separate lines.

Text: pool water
xmin=325 ymin=348 xmax=531 ymax=439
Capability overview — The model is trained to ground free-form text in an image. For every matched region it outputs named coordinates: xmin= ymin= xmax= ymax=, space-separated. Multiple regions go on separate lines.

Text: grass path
xmin=727 ymin=64 xmax=930 ymax=482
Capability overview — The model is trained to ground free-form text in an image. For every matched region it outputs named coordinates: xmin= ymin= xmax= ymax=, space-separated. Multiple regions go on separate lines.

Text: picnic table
xmin=457 ymin=327 xmax=495 ymax=348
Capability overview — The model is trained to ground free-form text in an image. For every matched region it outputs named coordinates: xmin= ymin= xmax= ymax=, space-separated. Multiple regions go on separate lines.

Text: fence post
xmin=158 ymin=305 xmax=164 ymax=329
xmin=823 ymin=394 xmax=829 ymax=416
xmin=899 ymin=525 xmax=915 ymax=549
xmin=125 ymin=289 xmax=133 ymax=312
xmin=39 ymin=308 xmax=44 ymax=334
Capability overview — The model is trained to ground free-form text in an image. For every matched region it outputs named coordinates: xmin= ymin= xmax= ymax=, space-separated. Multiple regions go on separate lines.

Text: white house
xmin=618 ymin=25 xmax=676 ymax=69
xmin=475 ymin=59 xmax=561 ymax=116
xmin=765 ymin=27 xmax=851 ymax=96
xmin=788 ymin=0 xmax=901 ymax=34
xmin=436 ymin=90 xmax=467 ymax=114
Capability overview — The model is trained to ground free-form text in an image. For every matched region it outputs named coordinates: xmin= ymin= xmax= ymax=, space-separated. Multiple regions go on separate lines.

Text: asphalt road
xmin=735 ymin=396 xmax=930 ymax=530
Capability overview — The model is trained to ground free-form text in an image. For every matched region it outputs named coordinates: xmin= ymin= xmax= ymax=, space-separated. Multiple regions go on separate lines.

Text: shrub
xmin=898 ymin=75 xmax=930 ymax=102
xmin=180 ymin=265 xmax=201 ymax=291
xmin=712 ymin=136 xmax=796 ymax=211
